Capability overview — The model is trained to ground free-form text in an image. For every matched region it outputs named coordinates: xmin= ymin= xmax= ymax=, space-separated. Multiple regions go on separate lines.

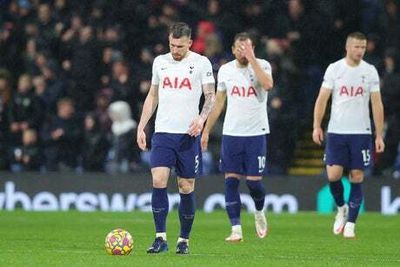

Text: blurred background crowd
xmin=0 ymin=0 xmax=399 ymax=176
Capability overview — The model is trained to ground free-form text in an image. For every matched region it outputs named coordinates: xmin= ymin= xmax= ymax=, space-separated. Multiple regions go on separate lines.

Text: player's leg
xmin=343 ymin=169 xmax=364 ymax=238
xmin=325 ymin=133 xmax=348 ymax=234
xmin=176 ymin=177 xmax=195 ymax=254
xmin=327 ymin=165 xmax=348 ymax=234
xmin=220 ymin=135 xmax=245 ymax=242
xmin=147 ymin=133 xmax=175 ymax=253
xmin=147 ymin=167 xmax=171 ymax=253
xmin=224 ymin=173 xmax=243 ymax=242
xmin=175 ymin=134 xmax=201 ymax=254
xmin=244 ymin=135 xmax=267 ymax=238
xmin=344 ymin=134 xmax=371 ymax=238
xmin=246 ymin=176 xmax=267 ymax=238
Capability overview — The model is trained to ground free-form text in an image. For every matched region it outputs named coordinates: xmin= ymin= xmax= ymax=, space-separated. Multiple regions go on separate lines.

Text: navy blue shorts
xmin=150 ymin=133 xmax=201 ymax=178
xmin=219 ymin=135 xmax=267 ymax=176
xmin=325 ymin=133 xmax=372 ymax=170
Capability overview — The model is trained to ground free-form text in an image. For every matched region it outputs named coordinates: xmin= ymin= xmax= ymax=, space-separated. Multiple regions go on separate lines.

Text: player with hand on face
xmin=202 ymin=32 xmax=273 ymax=242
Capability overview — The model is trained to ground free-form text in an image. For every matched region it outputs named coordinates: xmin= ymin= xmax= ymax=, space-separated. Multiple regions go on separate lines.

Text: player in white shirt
xmin=137 ymin=22 xmax=215 ymax=254
xmin=202 ymin=32 xmax=273 ymax=242
xmin=312 ymin=32 xmax=385 ymax=238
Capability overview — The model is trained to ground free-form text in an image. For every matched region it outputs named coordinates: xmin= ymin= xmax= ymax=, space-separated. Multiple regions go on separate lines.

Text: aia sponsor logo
xmin=339 ymin=86 xmax=364 ymax=96
xmin=231 ymin=86 xmax=257 ymax=97
xmin=162 ymin=77 xmax=192 ymax=90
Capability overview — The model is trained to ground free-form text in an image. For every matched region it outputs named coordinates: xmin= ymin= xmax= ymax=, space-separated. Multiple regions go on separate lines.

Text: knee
xmin=350 ymin=170 xmax=364 ymax=183
xmin=327 ymin=165 xmax=344 ymax=182
xmin=327 ymin=171 xmax=343 ymax=182
xmin=151 ymin=167 xmax=170 ymax=188
xmin=178 ymin=179 xmax=194 ymax=194
xmin=327 ymin=176 xmax=342 ymax=182
xmin=152 ymin=176 xmax=168 ymax=188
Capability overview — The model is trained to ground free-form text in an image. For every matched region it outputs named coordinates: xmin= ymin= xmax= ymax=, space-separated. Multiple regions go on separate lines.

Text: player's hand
xmin=240 ymin=40 xmax=256 ymax=61
xmin=312 ymin=127 xmax=324 ymax=145
xmin=375 ymin=136 xmax=385 ymax=153
xmin=137 ymin=129 xmax=147 ymax=151
xmin=201 ymin=131 xmax=209 ymax=151
xmin=188 ymin=116 xmax=205 ymax=137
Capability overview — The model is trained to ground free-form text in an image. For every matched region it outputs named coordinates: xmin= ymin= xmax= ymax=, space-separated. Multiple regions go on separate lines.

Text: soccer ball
xmin=104 ymin=228 xmax=133 ymax=255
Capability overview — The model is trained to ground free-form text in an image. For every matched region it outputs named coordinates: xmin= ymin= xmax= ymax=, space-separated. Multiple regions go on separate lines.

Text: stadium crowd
xmin=0 ymin=0 xmax=399 ymax=176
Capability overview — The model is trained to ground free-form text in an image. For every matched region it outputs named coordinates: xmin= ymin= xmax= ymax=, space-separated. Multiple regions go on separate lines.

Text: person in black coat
xmin=10 ymin=128 xmax=43 ymax=172
xmin=8 ymin=73 xmax=43 ymax=146
xmin=41 ymin=98 xmax=82 ymax=171
xmin=82 ymin=113 xmax=109 ymax=172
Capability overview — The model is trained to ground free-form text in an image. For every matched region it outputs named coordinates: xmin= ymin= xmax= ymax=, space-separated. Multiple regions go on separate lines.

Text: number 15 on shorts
xmin=361 ymin=149 xmax=370 ymax=166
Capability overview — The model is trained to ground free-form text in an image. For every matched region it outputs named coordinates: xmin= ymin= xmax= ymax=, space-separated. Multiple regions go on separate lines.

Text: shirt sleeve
xmin=151 ymin=56 xmax=159 ymax=86
xmin=217 ymin=66 xmax=226 ymax=92
xmin=201 ymin=57 xmax=215 ymax=85
xmin=260 ymin=59 xmax=272 ymax=75
xmin=321 ymin=64 xmax=334 ymax=90
xmin=369 ymin=66 xmax=380 ymax=92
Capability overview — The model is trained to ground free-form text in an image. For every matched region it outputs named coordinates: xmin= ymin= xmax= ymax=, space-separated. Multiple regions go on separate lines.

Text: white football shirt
xmin=322 ymin=59 xmax=380 ymax=134
xmin=151 ymin=51 xmax=215 ymax=133
xmin=218 ymin=59 xmax=272 ymax=136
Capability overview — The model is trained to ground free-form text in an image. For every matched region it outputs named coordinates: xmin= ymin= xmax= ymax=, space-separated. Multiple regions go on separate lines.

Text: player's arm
xmin=312 ymin=87 xmax=332 ymax=145
xmin=201 ymin=90 xmax=226 ymax=151
xmin=188 ymin=83 xmax=216 ymax=137
xmin=242 ymin=40 xmax=273 ymax=90
xmin=371 ymin=91 xmax=385 ymax=153
xmin=136 ymin=84 xmax=159 ymax=151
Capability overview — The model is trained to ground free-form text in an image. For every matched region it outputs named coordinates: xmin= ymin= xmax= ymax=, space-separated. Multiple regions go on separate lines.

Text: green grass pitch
xmin=0 ymin=211 xmax=399 ymax=266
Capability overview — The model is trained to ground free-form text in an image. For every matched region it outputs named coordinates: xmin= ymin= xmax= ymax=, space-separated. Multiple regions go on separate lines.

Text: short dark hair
xmin=169 ymin=22 xmax=191 ymax=38
xmin=233 ymin=32 xmax=255 ymax=46
xmin=347 ymin=32 xmax=367 ymax=42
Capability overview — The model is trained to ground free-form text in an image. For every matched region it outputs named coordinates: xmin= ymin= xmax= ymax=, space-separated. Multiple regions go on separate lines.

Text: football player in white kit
xmin=312 ymin=32 xmax=385 ymax=238
xmin=137 ymin=22 xmax=215 ymax=254
xmin=201 ymin=32 xmax=273 ymax=242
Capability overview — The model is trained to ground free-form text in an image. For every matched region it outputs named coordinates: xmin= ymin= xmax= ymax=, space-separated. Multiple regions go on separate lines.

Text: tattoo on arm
xmin=200 ymin=83 xmax=216 ymax=121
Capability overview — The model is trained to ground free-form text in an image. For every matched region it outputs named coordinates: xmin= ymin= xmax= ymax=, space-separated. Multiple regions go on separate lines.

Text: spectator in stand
xmin=364 ymin=34 xmax=383 ymax=72
xmin=132 ymin=47 xmax=153 ymax=103
xmin=8 ymin=73 xmax=43 ymax=146
xmin=82 ymin=113 xmax=109 ymax=172
xmin=41 ymin=98 xmax=82 ymax=171
xmin=36 ymin=3 xmax=58 ymax=53
xmin=94 ymin=88 xmax=113 ymax=134
xmin=100 ymin=46 xmax=123 ymax=87
xmin=382 ymin=0 xmax=400 ymax=49
xmin=191 ymin=20 xmax=215 ymax=54
xmin=109 ymin=59 xmax=140 ymax=120
xmin=106 ymin=101 xmax=140 ymax=173
xmin=10 ymin=128 xmax=43 ymax=172
xmin=203 ymin=33 xmax=229 ymax=75
xmin=64 ymin=25 xmax=101 ymax=111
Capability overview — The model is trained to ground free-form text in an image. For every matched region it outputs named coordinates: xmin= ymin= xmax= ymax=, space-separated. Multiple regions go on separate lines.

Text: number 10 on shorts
xmin=257 ymin=156 xmax=266 ymax=173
